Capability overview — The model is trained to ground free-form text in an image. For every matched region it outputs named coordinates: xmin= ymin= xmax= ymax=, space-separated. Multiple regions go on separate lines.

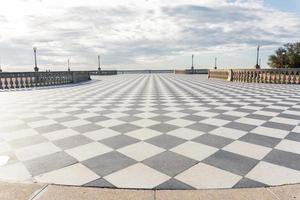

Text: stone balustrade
xmin=0 ymin=71 xmax=91 ymax=89
xmin=208 ymin=68 xmax=300 ymax=84
xmin=175 ymin=69 xmax=208 ymax=74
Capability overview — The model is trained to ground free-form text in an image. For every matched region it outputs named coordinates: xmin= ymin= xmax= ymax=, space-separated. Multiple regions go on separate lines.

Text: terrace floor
xmin=0 ymin=74 xmax=300 ymax=189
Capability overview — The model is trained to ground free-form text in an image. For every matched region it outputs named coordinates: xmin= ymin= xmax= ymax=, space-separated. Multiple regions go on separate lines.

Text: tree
xmin=268 ymin=42 xmax=300 ymax=68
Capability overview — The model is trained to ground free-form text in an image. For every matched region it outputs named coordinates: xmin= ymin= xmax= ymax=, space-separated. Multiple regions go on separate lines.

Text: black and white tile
xmin=0 ymin=74 xmax=300 ymax=189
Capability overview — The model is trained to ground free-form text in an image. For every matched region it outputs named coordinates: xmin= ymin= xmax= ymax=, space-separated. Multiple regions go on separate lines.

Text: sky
xmin=0 ymin=0 xmax=299 ymax=71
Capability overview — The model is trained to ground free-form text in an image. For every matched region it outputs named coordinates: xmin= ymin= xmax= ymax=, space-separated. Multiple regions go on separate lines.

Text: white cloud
xmin=0 ymin=0 xmax=299 ymax=71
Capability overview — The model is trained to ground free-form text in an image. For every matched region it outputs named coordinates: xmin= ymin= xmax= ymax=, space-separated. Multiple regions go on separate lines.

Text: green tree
xmin=268 ymin=42 xmax=300 ymax=68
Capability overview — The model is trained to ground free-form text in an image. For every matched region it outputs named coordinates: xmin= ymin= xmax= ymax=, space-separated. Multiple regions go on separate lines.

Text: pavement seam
xmin=29 ymin=184 xmax=49 ymax=200
xmin=266 ymin=187 xmax=281 ymax=200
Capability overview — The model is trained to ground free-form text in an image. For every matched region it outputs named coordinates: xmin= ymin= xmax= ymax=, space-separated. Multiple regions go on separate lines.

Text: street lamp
xmin=191 ymin=54 xmax=194 ymax=74
xmin=0 ymin=57 xmax=2 ymax=72
xmin=68 ymin=59 xmax=70 ymax=71
xmin=255 ymin=45 xmax=260 ymax=69
xmin=214 ymin=57 xmax=217 ymax=69
xmin=33 ymin=47 xmax=39 ymax=72
xmin=98 ymin=55 xmax=101 ymax=72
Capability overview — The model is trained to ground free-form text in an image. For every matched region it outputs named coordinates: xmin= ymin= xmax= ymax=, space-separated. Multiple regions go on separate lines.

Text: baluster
xmin=20 ymin=75 xmax=24 ymax=88
xmin=9 ymin=76 xmax=14 ymax=89
xmin=15 ymin=75 xmax=19 ymax=88
xmin=4 ymin=77 xmax=9 ymax=89
xmin=0 ymin=77 xmax=3 ymax=89
xmin=296 ymin=71 xmax=300 ymax=84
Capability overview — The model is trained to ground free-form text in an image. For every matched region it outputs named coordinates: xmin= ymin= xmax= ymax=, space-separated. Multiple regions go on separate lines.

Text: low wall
xmin=175 ymin=69 xmax=208 ymax=74
xmin=0 ymin=71 xmax=91 ymax=89
xmin=208 ymin=68 xmax=300 ymax=84
xmin=89 ymin=70 xmax=118 ymax=75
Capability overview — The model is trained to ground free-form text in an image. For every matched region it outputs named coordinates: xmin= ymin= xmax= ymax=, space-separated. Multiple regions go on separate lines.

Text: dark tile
xmin=54 ymin=116 xmax=78 ymax=123
xmin=111 ymin=124 xmax=141 ymax=133
xmin=148 ymin=123 xmax=179 ymax=133
xmin=72 ymin=124 xmax=103 ymax=133
xmin=285 ymin=132 xmax=300 ymax=142
xmin=85 ymin=116 xmax=110 ymax=123
xmin=263 ymin=149 xmax=300 ymax=171
xmin=239 ymin=133 xmax=281 ymax=148
xmin=215 ymin=114 xmax=239 ymax=121
xmin=53 ymin=135 xmax=92 ymax=150
xmin=193 ymin=134 xmax=234 ymax=148
xmin=100 ymin=135 xmax=139 ymax=149
xmin=146 ymin=135 xmax=186 ymax=150
xmin=186 ymin=123 xmax=218 ymax=133
xmin=203 ymin=150 xmax=258 ymax=176
xmin=82 ymin=151 xmax=136 ymax=176
xmin=143 ymin=151 xmax=197 ymax=177
xmin=35 ymin=124 xmax=66 ymax=134
xmin=225 ymin=122 xmax=256 ymax=132
xmin=24 ymin=151 xmax=77 ymax=176
xmin=261 ymin=122 xmax=294 ymax=131
xmin=155 ymin=178 xmax=194 ymax=190
xmin=244 ymin=114 xmax=272 ymax=121
xmin=118 ymin=116 xmax=142 ymax=123
xmin=84 ymin=178 xmax=115 ymax=188
xmin=150 ymin=116 xmax=175 ymax=123
xmin=182 ymin=115 xmax=206 ymax=122
xmin=233 ymin=178 xmax=266 ymax=188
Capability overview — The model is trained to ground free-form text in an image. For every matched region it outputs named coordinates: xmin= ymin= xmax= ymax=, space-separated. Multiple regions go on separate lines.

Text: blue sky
xmin=266 ymin=0 xmax=300 ymax=15
xmin=0 ymin=0 xmax=299 ymax=71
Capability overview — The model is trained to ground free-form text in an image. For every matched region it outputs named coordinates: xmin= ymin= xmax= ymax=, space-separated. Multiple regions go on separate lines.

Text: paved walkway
xmin=0 ymin=74 xmax=300 ymax=189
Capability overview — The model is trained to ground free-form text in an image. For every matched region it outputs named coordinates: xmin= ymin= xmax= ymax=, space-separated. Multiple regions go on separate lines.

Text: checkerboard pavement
xmin=1 ymin=74 xmax=300 ymax=189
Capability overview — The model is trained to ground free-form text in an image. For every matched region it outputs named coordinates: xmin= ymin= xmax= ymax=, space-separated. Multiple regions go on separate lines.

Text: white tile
xmin=175 ymin=163 xmax=241 ymax=189
xmin=166 ymin=119 xmax=194 ymax=127
xmin=135 ymin=112 xmax=158 ymax=119
xmin=253 ymin=110 xmax=279 ymax=117
xmin=210 ymin=127 xmax=247 ymax=140
xmin=223 ymin=141 xmax=272 ymax=160
xmin=171 ymin=141 xmax=218 ymax=161
xmin=27 ymin=119 xmax=57 ymax=128
xmin=242 ymin=106 xmax=263 ymax=110
xmin=270 ymin=117 xmax=300 ymax=125
xmin=275 ymin=139 xmax=300 ymax=154
xmin=66 ymin=142 xmax=113 ymax=161
xmin=0 ymin=119 xmax=24 ymax=127
xmin=0 ymin=142 xmax=11 ymax=154
xmin=283 ymin=110 xmax=300 ymax=116
xmin=75 ymin=112 xmax=99 ymax=119
xmin=0 ymin=155 xmax=10 ymax=167
xmin=138 ymin=107 xmax=158 ymax=112
xmin=190 ymin=107 xmax=209 ymax=111
xmin=15 ymin=142 xmax=61 ymax=161
xmin=104 ymin=163 xmax=170 ymax=188
xmin=62 ymin=119 xmax=91 ymax=128
xmin=104 ymin=112 xmax=129 ymax=119
xmin=235 ymin=118 xmax=265 ymax=126
xmin=43 ymin=129 xmax=79 ymax=141
xmin=163 ymin=107 xmax=183 ymax=112
xmin=83 ymin=129 xmax=120 ymax=141
xmin=35 ymin=163 xmax=99 ymax=185
xmin=130 ymin=119 xmax=160 ymax=127
xmin=0 ymin=129 xmax=39 ymax=141
xmin=267 ymin=105 xmax=289 ymax=110
xmin=164 ymin=112 xmax=188 ymax=118
xmin=215 ymin=106 xmax=236 ymax=111
xmin=167 ymin=128 xmax=204 ymax=140
xmin=201 ymin=118 xmax=230 ymax=126
xmin=251 ymin=127 xmax=289 ymax=139
xmin=46 ymin=113 xmax=69 ymax=119
xmin=117 ymin=141 xmax=165 ymax=161
xmin=293 ymin=126 xmax=300 ymax=133
xmin=96 ymin=119 xmax=125 ymax=128
xmin=224 ymin=111 xmax=248 ymax=117
xmin=125 ymin=128 xmax=162 ymax=140
xmin=194 ymin=111 xmax=219 ymax=118
xmin=0 ymin=163 xmax=31 ymax=181
xmin=246 ymin=161 xmax=300 ymax=185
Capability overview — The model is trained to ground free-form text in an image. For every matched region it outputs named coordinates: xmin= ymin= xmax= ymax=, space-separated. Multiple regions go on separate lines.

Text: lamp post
xmin=68 ymin=59 xmax=70 ymax=72
xmin=33 ymin=47 xmax=39 ymax=72
xmin=0 ymin=57 xmax=2 ymax=72
xmin=214 ymin=57 xmax=217 ymax=69
xmin=98 ymin=55 xmax=101 ymax=72
xmin=191 ymin=54 xmax=194 ymax=74
xmin=255 ymin=45 xmax=260 ymax=69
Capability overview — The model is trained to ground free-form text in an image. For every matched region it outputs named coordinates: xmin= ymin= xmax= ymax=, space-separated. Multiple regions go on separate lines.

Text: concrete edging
xmin=0 ymin=181 xmax=299 ymax=200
